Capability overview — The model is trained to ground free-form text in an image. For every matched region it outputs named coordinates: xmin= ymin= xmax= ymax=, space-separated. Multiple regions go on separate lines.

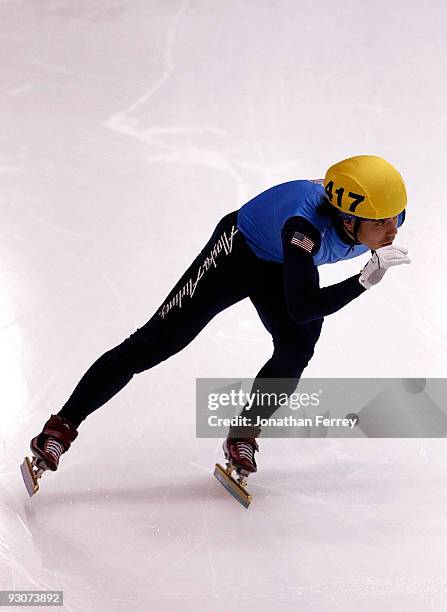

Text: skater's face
xmin=343 ymin=216 xmax=399 ymax=250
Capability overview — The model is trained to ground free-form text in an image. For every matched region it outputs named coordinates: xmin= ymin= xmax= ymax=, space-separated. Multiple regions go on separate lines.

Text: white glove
xmin=359 ymin=245 xmax=411 ymax=289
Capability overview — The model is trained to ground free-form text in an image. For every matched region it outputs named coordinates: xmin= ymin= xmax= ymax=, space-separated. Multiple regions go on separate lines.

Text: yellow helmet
xmin=324 ymin=155 xmax=407 ymax=220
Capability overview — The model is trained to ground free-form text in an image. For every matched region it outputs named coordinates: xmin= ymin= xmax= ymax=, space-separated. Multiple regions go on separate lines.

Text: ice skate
xmin=213 ymin=435 xmax=259 ymax=508
xmin=20 ymin=414 xmax=78 ymax=497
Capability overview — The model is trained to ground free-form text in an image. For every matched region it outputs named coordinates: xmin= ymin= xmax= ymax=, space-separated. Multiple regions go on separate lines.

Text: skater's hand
xmin=359 ymin=245 xmax=411 ymax=290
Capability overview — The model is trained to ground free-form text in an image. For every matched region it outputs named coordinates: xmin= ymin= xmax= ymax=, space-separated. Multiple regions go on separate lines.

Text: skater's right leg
xmin=30 ymin=211 xmax=258 ymax=474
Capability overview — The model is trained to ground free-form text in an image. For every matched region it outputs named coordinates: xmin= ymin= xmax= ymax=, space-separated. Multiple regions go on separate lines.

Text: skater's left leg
xmin=221 ymin=257 xmax=323 ymax=487
xmin=225 ymin=317 xmax=323 ymax=462
xmin=228 ymin=258 xmax=324 ymax=442
xmin=218 ymin=320 xmax=322 ymax=505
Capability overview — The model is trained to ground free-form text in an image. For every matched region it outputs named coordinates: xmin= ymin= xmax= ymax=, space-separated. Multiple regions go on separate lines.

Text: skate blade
xmin=213 ymin=463 xmax=252 ymax=509
xmin=20 ymin=457 xmax=40 ymax=497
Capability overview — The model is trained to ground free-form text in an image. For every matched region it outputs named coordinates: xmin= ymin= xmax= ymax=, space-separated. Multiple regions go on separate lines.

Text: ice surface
xmin=1 ymin=1 xmax=447 ymax=610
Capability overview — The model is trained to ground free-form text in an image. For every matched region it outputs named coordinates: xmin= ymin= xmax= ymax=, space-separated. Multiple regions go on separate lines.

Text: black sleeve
xmin=281 ymin=216 xmax=367 ymax=325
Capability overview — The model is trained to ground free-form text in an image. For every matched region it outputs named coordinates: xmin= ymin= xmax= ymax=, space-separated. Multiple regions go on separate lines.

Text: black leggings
xmin=58 ymin=211 xmax=323 ymax=433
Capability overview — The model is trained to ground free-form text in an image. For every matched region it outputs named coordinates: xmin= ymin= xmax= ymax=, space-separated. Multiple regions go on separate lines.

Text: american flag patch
xmin=291 ymin=231 xmax=314 ymax=253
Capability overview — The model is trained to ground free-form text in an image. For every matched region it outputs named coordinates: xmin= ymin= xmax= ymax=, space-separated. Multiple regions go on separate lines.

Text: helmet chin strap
xmin=352 ymin=217 xmax=361 ymax=242
xmin=341 ymin=217 xmax=361 ymax=244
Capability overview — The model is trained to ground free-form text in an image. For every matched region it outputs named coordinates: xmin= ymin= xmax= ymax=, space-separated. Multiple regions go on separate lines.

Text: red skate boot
xmin=223 ymin=435 xmax=259 ymax=476
xmin=214 ymin=432 xmax=259 ymax=509
xmin=21 ymin=414 xmax=78 ymax=496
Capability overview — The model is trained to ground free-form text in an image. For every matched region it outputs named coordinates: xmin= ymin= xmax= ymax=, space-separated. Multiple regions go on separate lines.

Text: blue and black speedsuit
xmin=58 ymin=180 xmax=405 ymax=434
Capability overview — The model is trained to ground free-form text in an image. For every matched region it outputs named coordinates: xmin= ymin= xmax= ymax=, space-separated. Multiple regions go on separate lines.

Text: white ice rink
xmin=2 ymin=1 xmax=447 ymax=610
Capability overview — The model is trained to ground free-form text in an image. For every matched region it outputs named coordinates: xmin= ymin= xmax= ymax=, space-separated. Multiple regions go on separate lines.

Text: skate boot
xmin=21 ymin=414 xmax=78 ymax=497
xmin=223 ymin=435 xmax=259 ymax=476
xmin=214 ymin=433 xmax=259 ymax=509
